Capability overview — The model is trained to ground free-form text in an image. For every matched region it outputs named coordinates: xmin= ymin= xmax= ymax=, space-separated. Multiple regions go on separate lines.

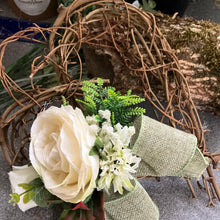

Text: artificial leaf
xmin=32 ymin=186 xmax=54 ymax=207
xmin=60 ymin=192 xmax=105 ymax=220
xmin=23 ymin=190 xmax=35 ymax=204
xmin=18 ymin=183 xmax=33 ymax=190
xmin=95 ymin=115 xmax=102 ymax=122
xmin=94 ymin=138 xmax=104 ymax=149
xmin=148 ymin=0 xmax=156 ymax=8
xmin=100 ymin=153 xmax=108 ymax=161
xmin=89 ymin=146 xmax=99 ymax=156
xmin=62 ymin=202 xmax=72 ymax=210
xmin=58 ymin=209 xmax=71 ymax=220
xmin=141 ymin=0 xmax=157 ymax=14
xmin=29 ymin=178 xmax=44 ymax=188
xmin=72 ymin=201 xmax=90 ymax=211
xmin=83 ymin=193 xmax=93 ymax=204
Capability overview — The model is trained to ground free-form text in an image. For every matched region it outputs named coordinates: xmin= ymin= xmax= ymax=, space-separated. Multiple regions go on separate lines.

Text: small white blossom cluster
xmin=86 ymin=110 xmax=141 ymax=194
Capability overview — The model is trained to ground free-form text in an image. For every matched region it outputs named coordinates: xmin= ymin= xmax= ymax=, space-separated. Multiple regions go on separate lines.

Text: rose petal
xmin=29 ymin=106 xmax=99 ymax=203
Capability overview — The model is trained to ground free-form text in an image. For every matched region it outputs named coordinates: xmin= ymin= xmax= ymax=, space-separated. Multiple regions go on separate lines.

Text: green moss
xmin=163 ymin=20 xmax=220 ymax=79
xmin=156 ymin=15 xmax=220 ymax=112
xmin=179 ymin=26 xmax=220 ymax=106
xmin=200 ymin=40 xmax=220 ymax=75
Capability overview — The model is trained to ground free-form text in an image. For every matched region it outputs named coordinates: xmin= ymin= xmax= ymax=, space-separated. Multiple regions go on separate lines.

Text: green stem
xmin=19 ymin=187 xmax=35 ymax=197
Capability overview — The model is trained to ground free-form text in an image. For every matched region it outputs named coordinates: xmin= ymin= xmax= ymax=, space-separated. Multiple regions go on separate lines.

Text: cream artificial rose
xmin=29 ymin=105 xmax=99 ymax=203
xmin=8 ymin=165 xmax=39 ymax=212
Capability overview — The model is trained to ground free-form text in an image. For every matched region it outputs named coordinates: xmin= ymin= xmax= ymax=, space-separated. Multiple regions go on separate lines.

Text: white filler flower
xmin=91 ymin=110 xmax=141 ymax=194
xmin=30 ymin=106 xmax=99 ymax=203
xmin=98 ymin=146 xmax=141 ymax=194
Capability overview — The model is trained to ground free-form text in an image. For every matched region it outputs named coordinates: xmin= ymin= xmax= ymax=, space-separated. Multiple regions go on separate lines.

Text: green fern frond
xmin=97 ymin=78 xmax=104 ymax=89
xmin=126 ymin=89 xmax=132 ymax=96
xmin=111 ymin=112 xmax=116 ymax=128
xmin=126 ymin=107 xmax=146 ymax=116
xmin=84 ymin=95 xmax=96 ymax=107
xmin=119 ymin=97 xmax=145 ymax=107
xmin=82 ymin=80 xmax=98 ymax=89
xmin=81 ymin=86 xmax=99 ymax=97
xmin=92 ymin=97 xmax=103 ymax=105
xmin=76 ymin=98 xmax=97 ymax=115
xmin=117 ymin=112 xmax=130 ymax=125
xmin=77 ymin=78 xmax=145 ymax=126
xmin=107 ymin=89 xmax=118 ymax=100
xmin=105 ymin=86 xmax=116 ymax=92
xmin=99 ymin=86 xmax=116 ymax=99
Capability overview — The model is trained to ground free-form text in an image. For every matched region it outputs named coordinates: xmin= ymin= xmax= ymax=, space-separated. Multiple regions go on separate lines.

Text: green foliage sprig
xmin=9 ymin=178 xmax=62 ymax=208
xmin=140 ymin=0 xmax=157 ymax=14
xmin=76 ymin=78 xmax=145 ymax=126
xmin=62 ymin=96 xmax=69 ymax=106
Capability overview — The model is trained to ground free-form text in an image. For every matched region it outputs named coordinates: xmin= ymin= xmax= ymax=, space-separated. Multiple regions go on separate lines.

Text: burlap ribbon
xmin=104 ymin=179 xmax=159 ymax=220
xmin=104 ymin=115 xmax=209 ymax=219
xmin=131 ymin=115 xmax=209 ymax=179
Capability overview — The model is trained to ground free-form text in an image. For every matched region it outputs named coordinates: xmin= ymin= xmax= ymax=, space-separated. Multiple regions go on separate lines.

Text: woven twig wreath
xmin=0 ymin=0 xmax=219 ymax=205
xmin=48 ymin=0 xmax=206 ymax=148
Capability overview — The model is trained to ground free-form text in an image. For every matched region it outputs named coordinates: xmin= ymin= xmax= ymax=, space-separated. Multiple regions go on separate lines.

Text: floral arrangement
xmin=8 ymin=78 xmax=145 ymax=219
xmin=0 ymin=0 xmax=217 ymax=219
